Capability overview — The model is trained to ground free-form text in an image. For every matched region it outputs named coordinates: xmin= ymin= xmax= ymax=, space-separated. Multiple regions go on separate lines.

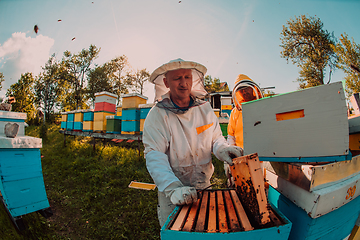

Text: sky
xmin=0 ymin=0 xmax=359 ymax=103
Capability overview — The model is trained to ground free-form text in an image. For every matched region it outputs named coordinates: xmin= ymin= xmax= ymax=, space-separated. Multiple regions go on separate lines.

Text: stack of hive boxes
xmin=83 ymin=109 xmax=94 ymax=132
xmin=93 ymin=92 xmax=117 ymax=132
xmin=73 ymin=110 xmax=84 ymax=131
xmin=139 ymin=103 xmax=154 ymax=134
xmin=242 ymin=82 xmax=360 ymax=240
xmin=60 ymin=112 xmax=67 ymax=129
xmin=0 ymin=111 xmax=51 ymax=226
xmin=66 ymin=111 xmax=75 ymax=131
xmin=121 ymin=93 xmax=148 ymax=134
xmin=220 ymin=97 xmax=232 ymax=117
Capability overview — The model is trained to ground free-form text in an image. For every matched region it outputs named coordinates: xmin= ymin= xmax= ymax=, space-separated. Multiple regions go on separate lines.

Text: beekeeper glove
xmin=164 ymin=181 xmax=198 ymax=205
xmin=217 ymin=145 xmax=243 ymax=165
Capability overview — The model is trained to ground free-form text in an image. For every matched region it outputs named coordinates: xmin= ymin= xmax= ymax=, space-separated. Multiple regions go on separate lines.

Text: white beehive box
xmin=242 ymin=82 xmax=349 ymax=159
xmin=94 ymin=91 xmax=117 ymax=105
xmin=0 ymin=111 xmax=27 ymax=137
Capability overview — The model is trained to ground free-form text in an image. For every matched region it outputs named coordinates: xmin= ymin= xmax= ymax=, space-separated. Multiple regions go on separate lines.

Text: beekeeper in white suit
xmin=143 ymin=58 xmax=243 ymax=227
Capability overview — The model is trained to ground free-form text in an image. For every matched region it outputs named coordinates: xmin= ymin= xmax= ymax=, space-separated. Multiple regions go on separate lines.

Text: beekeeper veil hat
xmin=232 ymin=74 xmax=263 ymax=110
xmin=150 ymin=58 xmax=208 ymax=102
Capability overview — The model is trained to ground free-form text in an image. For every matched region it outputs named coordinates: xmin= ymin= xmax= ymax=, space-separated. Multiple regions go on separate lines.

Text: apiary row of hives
xmin=60 ymin=92 xmax=154 ymax=135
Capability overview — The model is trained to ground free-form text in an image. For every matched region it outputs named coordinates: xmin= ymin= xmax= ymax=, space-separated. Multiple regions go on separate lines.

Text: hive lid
xmin=122 ymin=93 xmax=148 ymax=100
xmin=0 ymin=111 xmax=26 ymax=120
xmin=95 ymin=91 xmax=118 ymax=98
xmin=138 ymin=103 xmax=155 ymax=108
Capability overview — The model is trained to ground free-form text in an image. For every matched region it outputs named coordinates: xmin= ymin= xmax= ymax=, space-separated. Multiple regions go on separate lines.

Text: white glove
xmin=217 ymin=145 xmax=243 ymax=165
xmin=170 ymin=186 xmax=198 ymax=205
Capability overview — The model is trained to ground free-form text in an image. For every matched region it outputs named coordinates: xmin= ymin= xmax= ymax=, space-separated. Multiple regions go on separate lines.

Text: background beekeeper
xmin=225 ymin=74 xmax=264 ymax=186
xmin=143 ymin=58 xmax=243 ymax=227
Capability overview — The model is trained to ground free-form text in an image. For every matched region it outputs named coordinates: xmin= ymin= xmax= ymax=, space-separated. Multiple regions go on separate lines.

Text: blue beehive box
xmin=66 ymin=121 xmax=74 ymax=130
xmin=67 ymin=113 xmax=74 ymax=122
xmin=122 ymin=109 xmax=140 ymax=121
xmin=268 ymin=186 xmax=360 ymax=240
xmin=73 ymin=122 xmax=83 ymax=130
xmin=139 ymin=103 xmax=154 ymax=119
xmin=61 ymin=121 xmax=67 ymax=129
xmin=121 ymin=120 xmax=140 ymax=132
xmin=83 ymin=111 xmax=94 ymax=121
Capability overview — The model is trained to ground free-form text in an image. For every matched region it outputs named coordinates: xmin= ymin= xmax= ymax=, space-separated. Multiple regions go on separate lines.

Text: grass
xmin=0 ymin=123 xmax=228 ymax=239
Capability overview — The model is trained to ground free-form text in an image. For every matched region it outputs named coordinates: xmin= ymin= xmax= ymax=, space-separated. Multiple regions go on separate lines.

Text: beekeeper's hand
xmin=169 ymin=186 xmax=198 ymax=205
xmin=217 ymin=145 xmax=243 ymax=165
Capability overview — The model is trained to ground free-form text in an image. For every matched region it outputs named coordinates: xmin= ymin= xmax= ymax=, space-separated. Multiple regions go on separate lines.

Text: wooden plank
xmin=182 ymin=200 xmax=200 ymax=232
xmin=243 ymin=81 xmax=349 ymax=159
xmin=223 ymin=190 xmax=241 ymax=231
xmin=217 ymin=191 xmax=228 ymax=233
xmin=207 ymin=191 xmax=217 ymax=233
xmin=170 ymin=205 xmax=190 ymax=231
xmin=230 ymin=190 xmax=253 ymax=231
xmin=194 ymin=191 xmax=208 ymax=232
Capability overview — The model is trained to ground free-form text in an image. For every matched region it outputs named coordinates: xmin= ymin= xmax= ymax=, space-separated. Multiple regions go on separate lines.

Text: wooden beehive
xmin=0 ymin=111 xmax=26 ymax=137
xmin=162 ymin=189 xmax=291 ymax=240
xmin=242 ymin=82 xmax=349 ymax=161
xmin=122 ymin=93 xmax=148 ymax=109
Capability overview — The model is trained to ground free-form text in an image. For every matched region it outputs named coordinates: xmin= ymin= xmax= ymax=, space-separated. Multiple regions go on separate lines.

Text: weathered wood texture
xmin=266 ymin=169 xmax=360 ymax=218
xmin=264 ymin=155 xmax=360 ymax=192
xmin=242 ymin=82 xmax=349 ymax=159
xmin=231 ymin=153 xmax=270 ymax=226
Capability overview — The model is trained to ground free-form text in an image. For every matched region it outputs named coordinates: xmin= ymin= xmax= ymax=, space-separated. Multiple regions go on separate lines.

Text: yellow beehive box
xmin=221 ymin=104 xmax=232 ymax=110
xmin=116 ymin=105 xmax=122 ymax=116
xmin=122 ymin=93 xmax=148 ymax=109
xmin=83 ymin=121 xmax=93 ymax=131
xmin=214 ymin=109 xmax=220 ymax=117
xmin=94 ymin=112 xmax=115 ymax=122
xmin=140 ymin=119 xmax=145 ymax=132
xmin=74 ymin=110 xmax=84 ymax=122
xmin=93 ymin=120 xmax=106 ymax=131
xmin=61 ymin=114 xmax=67 ymax=122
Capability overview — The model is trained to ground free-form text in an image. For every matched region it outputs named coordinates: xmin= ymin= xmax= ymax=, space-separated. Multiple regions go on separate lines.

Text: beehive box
xmin=66 ymin=121 xmax=74 ymax=130
xmin=122 ymin=93 xmax=148 ymax=109
xmin=266 ymin=169 xmax=360 ymax=218
xmin=140 ymin=119 xmax=145 ymax=133
xmin=121 ymin=120 xmax=140 ymax=134
xmin=242 ymin=82 xmax=349 ymax=161
xmin=83 ymin=110 xmax=94 ymax=121
xmin=74 ymin=110 xmax=83 ymax=122
xmin=106 ymin=115 xmax=121 ymax=133
xmin=61 ymin=121 xmax=67 ymax=129
xmin=161 ymin=190 xmax=292 ymax=240
xmin=0 ymin=112 xmax=50 ymax=219
xmin=95 ymin=102 xmax=116 ymax=113
xmin=264 ymin=155 xmax=360 ymax=192
xmin=67 ymin=112 xmax=74 ymax=122
xmin=94 ymin=91 xmax=117 ymax=105
xmin=94 ymin=112 xmax=114 ymax=122
xmin=83 ymin=121 xmax=93 ymax=131
xmin=139 ymin=103 xmax=154 ymax=119
xmin=0 ymin=111 xmax=26 ymax=137
xmin=221 ymin=105 xmax=232 ymax=110
xmin=73 ymin=122 xmax=83 ymax=131
xmin=61 ymin=113 xmax=67 ymax=122
xmin=214 ymin=109 xmax=220 ymax=118
xmin=268 ymin=186 xmax=360 ymax=240
xmin=122 ymin=109 xmax=140 ymax=121
xmin=116 ymin=105 xmax=122 ymax=116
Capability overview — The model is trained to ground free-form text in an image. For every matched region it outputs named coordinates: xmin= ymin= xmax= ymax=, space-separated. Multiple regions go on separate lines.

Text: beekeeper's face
xmin=238 ymin=86 xmax=256 ymax=102
xmin=164 ymin=68 xmax=193 ymax=102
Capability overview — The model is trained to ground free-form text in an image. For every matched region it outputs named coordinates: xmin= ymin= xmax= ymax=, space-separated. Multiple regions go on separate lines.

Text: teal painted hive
xmin=0 ymin=111 xmax=51 ymax=220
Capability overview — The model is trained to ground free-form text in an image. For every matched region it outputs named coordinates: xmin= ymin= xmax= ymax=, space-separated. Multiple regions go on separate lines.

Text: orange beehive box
xmin=122 ymin=93 xmax=148 ymax=109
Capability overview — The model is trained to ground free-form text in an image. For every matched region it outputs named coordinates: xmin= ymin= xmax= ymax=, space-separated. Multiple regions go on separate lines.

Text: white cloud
xmin=0 ymin=32 xmax=54 ymax=97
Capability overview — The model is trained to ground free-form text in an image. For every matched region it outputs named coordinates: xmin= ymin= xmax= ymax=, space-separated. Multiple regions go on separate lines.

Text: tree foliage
xmin=35 ymin=54 xmax=68 ymax=122
xmin=0 ymin=72 xmax=4 ymax=92
xmin=333 ymin=33 xmax=360 ymax=96
xmin=62 ymin=44 xmax=100 ymax=109
xmin=204 ymin=75 xmax=229 ymax=93
xmin=87 ymin=64 xmax=114 ymax=103
xmin=128 ymin=68 xmax=150 ymax=95
xmin=6 ymin=73 xmax=37 ymax=123
xmin=280 ymin=15 xmax=337 ymax=89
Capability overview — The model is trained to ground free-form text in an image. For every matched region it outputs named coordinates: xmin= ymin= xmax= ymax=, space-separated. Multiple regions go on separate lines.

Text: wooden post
xmin=63 ymin=133 xmax=66 ymax=147
xmin=92 ymin=137 xmax=96 ymax=152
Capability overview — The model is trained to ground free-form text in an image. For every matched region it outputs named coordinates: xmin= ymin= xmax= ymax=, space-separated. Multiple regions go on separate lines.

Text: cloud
xmin=0 ymin=32 xmax=54 ymax=96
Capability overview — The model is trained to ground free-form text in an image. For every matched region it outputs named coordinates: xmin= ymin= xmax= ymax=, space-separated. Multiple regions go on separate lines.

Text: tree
xmin=62 ymin=44 xmax=100 ymax=109
xmin=333 ymin=33 xmax=360 ymax=96
xmin=128 ymin=68 xmax=150 ymax=95
xmin=204 ymin=75 xmax=229 ymax=93
xmin=280 ymin=15 xmax=337 ymax=89
xmin=87 ymin=64 xmax=114 ymax=103
xmin=0 ymin=72 xmax=4 ymax=92
xmin=106 ymin=55 xmax=132 ymax=102
xmin=6 ymin=73 xmax=36 ymax=123
xmin=35 ymin=54 xmax=67 ymax=122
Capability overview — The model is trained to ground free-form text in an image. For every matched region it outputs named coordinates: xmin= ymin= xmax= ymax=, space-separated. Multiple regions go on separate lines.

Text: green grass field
xmin=0 ymin=124 xmax=227 ymax=239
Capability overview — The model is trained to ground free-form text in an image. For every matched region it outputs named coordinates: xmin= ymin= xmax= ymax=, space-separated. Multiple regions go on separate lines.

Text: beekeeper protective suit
xmin=143 ymin=59 xmax=243 ymax=227
xmin=225 ymin=74 xmax=263 ymax=186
